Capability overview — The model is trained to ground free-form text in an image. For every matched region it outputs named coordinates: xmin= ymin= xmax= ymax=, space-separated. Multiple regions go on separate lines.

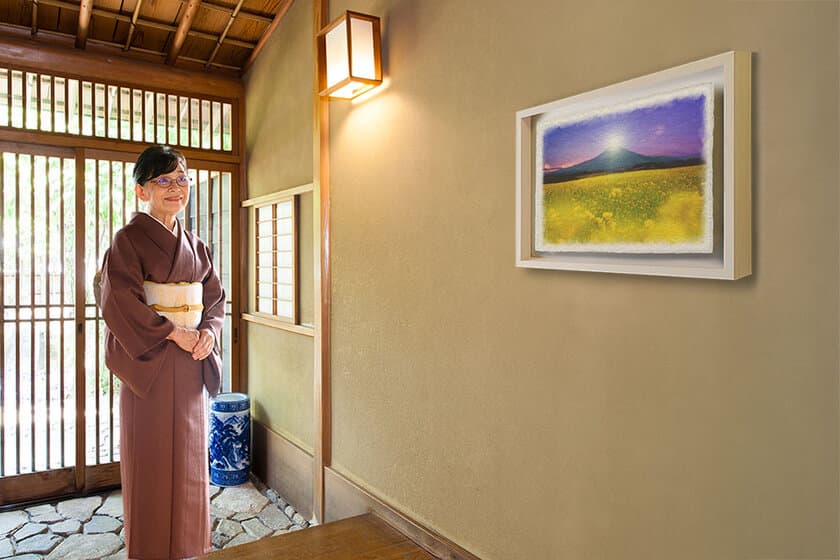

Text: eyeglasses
xmin=148 ymin=175 xmax=191 ymax=189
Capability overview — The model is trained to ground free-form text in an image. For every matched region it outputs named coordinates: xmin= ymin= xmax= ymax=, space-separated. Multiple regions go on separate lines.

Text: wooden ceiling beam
xmin=180 ymin=55 xmax=239 ymax=71
xmin=39 ymin=0 xmax=257 ymax=50
xmin=31 ymin=0 xmax=38 ymax=35
xmin=240 ymin=0 xmax=294 ymax=75
xmin=76 ymin=0 xmax=92 ymax=49
xmin=205 ymin=0 xmax=243 ymax=68
xmin=199 ymin=0 xmax=273 ymax=25
xmin=0 ymin=32 xmax=244 ymax=95
xmin=166 ymin=0 xmax=202 ymax=65
xmin=190 ymin=28 xmax=254 ymax=49
xmin=123 ymin=0 xmax=143 ymax=50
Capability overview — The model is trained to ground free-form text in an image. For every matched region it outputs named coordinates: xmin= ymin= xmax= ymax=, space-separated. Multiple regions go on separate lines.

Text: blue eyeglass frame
xmin=149 ymin=175 xmax=191 ymax=188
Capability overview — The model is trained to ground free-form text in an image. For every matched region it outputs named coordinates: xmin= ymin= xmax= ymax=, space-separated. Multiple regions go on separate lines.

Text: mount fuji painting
xmin=535 ymin=84 xmax=714 ymax=253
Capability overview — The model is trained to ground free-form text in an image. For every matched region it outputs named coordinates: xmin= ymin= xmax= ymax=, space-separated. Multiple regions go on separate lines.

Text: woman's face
xmin=136 ymin=163 xmax=190 ymax=218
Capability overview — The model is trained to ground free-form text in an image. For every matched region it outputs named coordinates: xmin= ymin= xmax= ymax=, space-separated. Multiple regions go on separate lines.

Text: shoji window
xmin=0 ymin=67 xmax=234 ymax=152
xmin=254 ymin=197 xmax=297 ymax=322
xmin=241 ymin=183 xmax=312 ymax=330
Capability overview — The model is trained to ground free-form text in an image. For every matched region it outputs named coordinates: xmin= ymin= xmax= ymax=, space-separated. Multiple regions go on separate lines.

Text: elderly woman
xmin=100 ymin=145 xmax=225 ymax=559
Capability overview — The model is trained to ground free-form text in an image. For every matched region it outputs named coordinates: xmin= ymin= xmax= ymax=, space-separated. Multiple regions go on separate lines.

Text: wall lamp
xmin=317 ymin=11 xmax=382 ymax=100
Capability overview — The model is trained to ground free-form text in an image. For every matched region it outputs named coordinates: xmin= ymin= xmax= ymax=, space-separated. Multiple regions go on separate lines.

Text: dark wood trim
xmin=75 ymin=0 xmax=92 ymax=49
xmin=0 ymin=129 xmax=241 ymax=165
xmin=324 ymin=468 xmax=483 ymax=560
xmin=234 ymin=96 xmax=247 ymax=393
xmin=0 ymin=464 xmax=120 ymax=509
xmin=0 ymin=34 xmax=244 ymax=99
xmin=84 ymin=462 xmax=121 ymax=492
xmin=0 ymin=468 xmax=76 ymax=507
xmin=251 ymin=420 xmax=313 ymax=520
xmin=240 ymin=0 xmax=295 ymax=76
xmin=311 ymin=0 xmax=330 ymax=525
xmin=73 ymin=149 xmax=86 ymax=494
xmin=0 ymin=140 xmax=73 ymax=157
xmin=166 ymin=0 xmax=202 ymax=65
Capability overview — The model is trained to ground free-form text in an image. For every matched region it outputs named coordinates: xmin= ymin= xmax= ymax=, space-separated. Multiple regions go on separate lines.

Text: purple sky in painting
xmin=542 ymin=93 xmax=708 ymax=169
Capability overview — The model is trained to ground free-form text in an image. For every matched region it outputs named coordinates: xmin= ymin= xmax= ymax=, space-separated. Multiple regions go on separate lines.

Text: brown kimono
xmin=100 ymin=213 xmax=224 ymax=560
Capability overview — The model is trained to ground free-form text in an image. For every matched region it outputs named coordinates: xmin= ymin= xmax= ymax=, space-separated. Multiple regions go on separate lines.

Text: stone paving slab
xmin=241 ymin=518 xmax=272 ymax=539
xmin=224 ymin=532 xmax=257 ymax=548
xmin=57 ymin=497 xmax=102 ymax=522
xmin=50 ymin=519 xmax=82 ymax=536
xmin=0 ymin=537 xmax=13 ymax=558
xmin=84 ymin=515 xmax=122 ymax=534
xmin=211 ymin=482 xmax=269 ymax=515
xmin=216 ymin=519 xmax=243 ymax=538
xmin=95 ymin=492 xmax=123 ymax=518
xmin=24 ymin=506 xmax=55 ymax=517
xmin=15 ymin=533 xmax=62 ymax=555
xmin=13 ymin=522 xmax=48 ymax=542
xmin=0 ymin=511 xmax=28 ymax=537
xmin=46 ymin=533 xmax=122 ymax=560
xmin=258 ymin=504 xmax=293 ymax=531
xmin=0 ymin=475 xmax=310 ymax=558
xmin=29 ymin=511 xmax=63 ymax=525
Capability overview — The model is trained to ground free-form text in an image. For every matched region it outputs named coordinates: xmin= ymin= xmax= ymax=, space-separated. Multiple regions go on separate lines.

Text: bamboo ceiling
xmin=0 ymin=0 xmax=293 ymax=75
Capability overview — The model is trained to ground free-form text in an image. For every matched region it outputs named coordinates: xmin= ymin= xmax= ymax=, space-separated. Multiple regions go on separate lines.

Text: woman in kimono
xmin=100 ymin=145 xmax=225 ymax=559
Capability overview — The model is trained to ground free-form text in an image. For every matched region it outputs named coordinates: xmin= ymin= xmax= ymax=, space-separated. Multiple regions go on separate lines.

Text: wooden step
xmin=200 ymin=513 xmax=437 ymax=559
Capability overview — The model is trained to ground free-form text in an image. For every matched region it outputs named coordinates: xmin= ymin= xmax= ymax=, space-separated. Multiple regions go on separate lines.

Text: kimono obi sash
xmin=143 ymin=281 xmax=203 ymax=329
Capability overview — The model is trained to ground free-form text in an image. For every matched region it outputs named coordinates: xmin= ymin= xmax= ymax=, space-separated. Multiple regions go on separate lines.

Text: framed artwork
xmin=515 ymin=51 xmax=752 ymax=279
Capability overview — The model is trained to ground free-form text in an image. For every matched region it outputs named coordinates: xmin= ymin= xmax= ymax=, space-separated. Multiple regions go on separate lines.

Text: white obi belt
xmin=143 ymin=281 xmax=203 ymax=329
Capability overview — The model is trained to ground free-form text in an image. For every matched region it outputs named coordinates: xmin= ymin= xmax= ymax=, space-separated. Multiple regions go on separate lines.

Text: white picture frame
xmin=515 ymin=51 xmax=752 ymax=280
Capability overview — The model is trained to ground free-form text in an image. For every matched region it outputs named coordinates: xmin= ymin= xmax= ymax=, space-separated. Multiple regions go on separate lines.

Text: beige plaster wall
xmin=323 ymin=1 xmax=839 ymax=559
xmin=244 ymin=0 xmax=315 ymax=450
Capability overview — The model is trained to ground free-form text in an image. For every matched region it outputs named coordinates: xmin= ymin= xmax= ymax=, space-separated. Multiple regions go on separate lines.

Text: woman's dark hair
xmin=133 ymin=145 xmax=188 ymax=185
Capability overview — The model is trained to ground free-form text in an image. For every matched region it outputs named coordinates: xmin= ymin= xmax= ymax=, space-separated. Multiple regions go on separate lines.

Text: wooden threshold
xmin=200 ymin=513 xmax=435 ymax=559
xmin=0 ymin=468 xmax=75 ymax=507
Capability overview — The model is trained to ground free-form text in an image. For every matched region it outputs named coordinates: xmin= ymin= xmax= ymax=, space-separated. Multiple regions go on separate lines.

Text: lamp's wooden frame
xmin=316 ymin=11 xmax=382 ymax=99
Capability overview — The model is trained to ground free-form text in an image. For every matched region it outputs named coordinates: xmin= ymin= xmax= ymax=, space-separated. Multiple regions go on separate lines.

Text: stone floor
xmin=0 ymin=477 xmax=311 ymax=559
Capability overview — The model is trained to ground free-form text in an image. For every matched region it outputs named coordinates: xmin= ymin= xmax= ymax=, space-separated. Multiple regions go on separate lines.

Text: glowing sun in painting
xmin=605 ymin=132 xmax=624 ymax=150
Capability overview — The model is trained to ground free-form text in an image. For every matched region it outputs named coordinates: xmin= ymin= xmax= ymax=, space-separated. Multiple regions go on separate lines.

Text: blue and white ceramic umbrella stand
xmin=209 ymin=392 xmax=251 ymax=487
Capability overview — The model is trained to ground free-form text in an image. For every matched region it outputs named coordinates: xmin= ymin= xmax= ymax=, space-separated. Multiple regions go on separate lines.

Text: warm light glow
xmin=350 ymin=18 xmax=376 ymax=79
xmin=606 ymin=133 xmax=624 ymax=150
xmin=325 ymin=21 xmax=349 ymax=89
xmin=318 ymin=12 xmax=382 ymax=100
xmin=351 ymin=77 xmax=391 ymax=104
xmin=330 ymin=81 xmax=376 ymax=100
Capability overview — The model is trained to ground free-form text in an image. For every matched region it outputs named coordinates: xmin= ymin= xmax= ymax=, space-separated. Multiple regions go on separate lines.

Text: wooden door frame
xmin=312 ymin=0 xmax=330 ymax=524
xmin=0 ymin=40 xmax=245 ymax=505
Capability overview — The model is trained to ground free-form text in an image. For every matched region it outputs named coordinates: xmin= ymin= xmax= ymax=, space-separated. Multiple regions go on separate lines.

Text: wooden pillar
xmin=312 ymin=0 xmax=330 ymax=524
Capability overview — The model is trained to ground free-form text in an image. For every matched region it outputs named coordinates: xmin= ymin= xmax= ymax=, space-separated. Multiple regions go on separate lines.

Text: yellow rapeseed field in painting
xmin=542 ymin=165 xmax=705 ymax=245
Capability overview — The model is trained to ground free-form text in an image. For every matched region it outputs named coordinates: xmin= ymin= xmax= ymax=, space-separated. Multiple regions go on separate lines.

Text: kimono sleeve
xmin=100 ymin=231 xmax=175 ymax=360
xmin=197 ymin=241 xmax=225 ymax=343
xmin=197 ymin=241 xmax=225 ymax=397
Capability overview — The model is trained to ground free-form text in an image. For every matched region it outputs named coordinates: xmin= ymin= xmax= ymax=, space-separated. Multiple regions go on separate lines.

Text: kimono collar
xmin=128 ymin=212 xmax=180 ymax=259
xmin=141 ymin=211 xmax=180 ymax=236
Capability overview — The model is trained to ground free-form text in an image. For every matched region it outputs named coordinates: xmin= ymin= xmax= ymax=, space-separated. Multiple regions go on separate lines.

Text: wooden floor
xmin=200 ymin=513 xmax=437 ymax=559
